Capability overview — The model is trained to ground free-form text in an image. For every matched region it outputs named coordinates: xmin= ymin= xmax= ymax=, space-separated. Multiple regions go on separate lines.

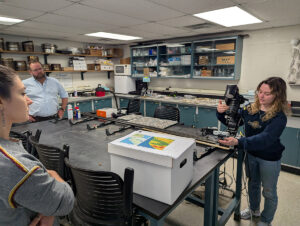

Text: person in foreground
xmin=23 ymin=61 xmax=68 ymax=122
xmin=0 ymin=65 xmax=74 ymax=226
xmin=216 ymin=77 xmax=288 ymax=226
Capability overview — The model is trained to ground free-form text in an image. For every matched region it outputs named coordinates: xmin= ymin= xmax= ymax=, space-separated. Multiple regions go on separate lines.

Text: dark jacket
xmin=217 ymin=107 xmax=287 ymax=161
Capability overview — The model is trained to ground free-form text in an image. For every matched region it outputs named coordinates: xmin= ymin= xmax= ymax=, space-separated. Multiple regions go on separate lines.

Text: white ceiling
xmin=0 ymin=0 xmax=299 ymax=45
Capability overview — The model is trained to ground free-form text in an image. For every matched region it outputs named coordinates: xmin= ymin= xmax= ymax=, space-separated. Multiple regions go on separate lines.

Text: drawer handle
xmin=180 ymin=158 xmax=187 ymax=168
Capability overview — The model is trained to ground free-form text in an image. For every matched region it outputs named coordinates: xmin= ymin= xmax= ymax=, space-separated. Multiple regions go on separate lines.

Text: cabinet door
xmin=76 ymin=101 xmax=92 ymax=113
xmin=161 ymin=102 xmax=177 ymax=107
xmin=139 ymin=100 xmax=145 ymax=116
xmin=178 ymin=105 xmax=196 ymax=126
xmin=145 ymin=101 xmax=160 ymax=117
xmin=196 ymin=107 xmax=218 ymax=128
xmin=192 ymin=36 xmax=242 ymax=80
xmin=281 ymin=127 xmax=299 ymax=167
xmin=131 ymin=45 xmax=158 ymax=78
xmin=119 ymin=98 xmax=130 ymax=108
xmin=94 ymin=98 xmax=112 ymax=110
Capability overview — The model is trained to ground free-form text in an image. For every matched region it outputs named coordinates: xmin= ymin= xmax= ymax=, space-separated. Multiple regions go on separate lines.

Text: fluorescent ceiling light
xmin=85 ymin=32 xmax=142 ymax=40
xmin=193 ymin=6 xmax=262 ymax=27
xmin=0 ymin=16 xmax=24 ymax=25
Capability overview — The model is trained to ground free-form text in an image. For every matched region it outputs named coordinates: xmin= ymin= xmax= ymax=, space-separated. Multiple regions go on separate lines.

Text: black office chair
xmin=9 ymin=130 xmax=31 ymax=152
xmin=154 ymin=105 xmax=180 ymax=122
xmin=65 ymin=157 xmax=147 ymax=226
xmin=28 ymin=135 xmax=70 ymax=181
xmin=122 ymin=98 xmax=141 ymax=115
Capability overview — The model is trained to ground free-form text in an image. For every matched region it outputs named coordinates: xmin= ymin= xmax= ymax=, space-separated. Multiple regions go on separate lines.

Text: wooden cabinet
xmin=178 ymin=105 xmax=196 ymax=127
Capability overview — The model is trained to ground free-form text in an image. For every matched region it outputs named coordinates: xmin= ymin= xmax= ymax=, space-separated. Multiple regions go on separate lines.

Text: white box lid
xmin=108 ymin=130 xmax=195 ymax=168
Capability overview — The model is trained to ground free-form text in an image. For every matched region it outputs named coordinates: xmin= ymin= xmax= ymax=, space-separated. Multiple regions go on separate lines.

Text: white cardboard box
xmin=108 ymin=130 xmax=195 ymax=205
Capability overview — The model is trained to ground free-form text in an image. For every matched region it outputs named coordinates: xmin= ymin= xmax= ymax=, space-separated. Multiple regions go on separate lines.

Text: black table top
xmin=12 ymin=119 xmax=233 ymax=219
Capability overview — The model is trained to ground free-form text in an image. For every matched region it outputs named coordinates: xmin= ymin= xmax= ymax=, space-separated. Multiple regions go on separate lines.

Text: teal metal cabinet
xmin=158 ymin=42 xmax=192 ymax=78
xmin=281 ymin=127 xmax=300 ymax=167
xmin=178 ymin=105 xmax=196 ymax=127
xmin=94 ymin=98 xmax=112 ymax=111
xmin=139 ymin=100 xmax=145 ymax=116
xmin=119 ymin=98 xmax=130 ymax=109
xmin=192 ymin=36 xmax=243 ymax=80
xmin=161 ymin=102 xmax=177 ymax=107
xmin=145 ymin=100 xmax=160 ymax=117
xmin=131 ymin=45 xmax=158 ymax=78
xmin=196 ymin=107 xmax=218 ymax=128
xmin=76 ymin=101 xmax=92 ymax=113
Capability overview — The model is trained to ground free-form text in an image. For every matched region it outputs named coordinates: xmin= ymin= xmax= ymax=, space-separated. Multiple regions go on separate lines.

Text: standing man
xmin=23 ymin=61 xmax=68 ymax=122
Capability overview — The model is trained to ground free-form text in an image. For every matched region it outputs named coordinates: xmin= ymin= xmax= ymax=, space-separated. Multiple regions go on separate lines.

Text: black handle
xmin=180 ymin=158 xmax=187 ymax=168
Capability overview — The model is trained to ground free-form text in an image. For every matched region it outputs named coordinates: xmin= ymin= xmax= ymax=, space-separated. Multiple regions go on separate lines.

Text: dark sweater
xmin=216 ymin=107 xmax=287 ymax=161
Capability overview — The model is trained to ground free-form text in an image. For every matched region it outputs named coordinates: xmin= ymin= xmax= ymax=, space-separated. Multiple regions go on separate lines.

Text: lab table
xmin=12 ymin=119 xmax=243 ymax=226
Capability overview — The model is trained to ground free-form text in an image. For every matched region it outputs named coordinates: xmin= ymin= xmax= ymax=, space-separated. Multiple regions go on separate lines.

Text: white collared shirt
xmin=23 ymin=77 xmax=68 ymax=117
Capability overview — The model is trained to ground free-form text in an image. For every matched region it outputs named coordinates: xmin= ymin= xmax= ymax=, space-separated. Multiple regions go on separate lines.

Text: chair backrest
xmin=9 ymin=130 xmax=31 ymax=152
xmin=154 ymin=105 xmax=180 ymax=122
xmin=127 ymin=99 xmax=141 ymax=115
xmin=28 ymin=135 xmax=69 ymax=180
xmin=65 ymin=157 xmax=134 ymax=226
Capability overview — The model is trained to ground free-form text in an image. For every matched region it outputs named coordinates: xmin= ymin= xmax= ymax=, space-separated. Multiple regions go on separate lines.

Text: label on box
xmin=121 ymin=133 xmax=174 ymax=151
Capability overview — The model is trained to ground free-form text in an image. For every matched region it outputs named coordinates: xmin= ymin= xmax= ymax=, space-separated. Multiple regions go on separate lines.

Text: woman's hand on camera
xmin=217 ymin=100 xmax=229 ymax=113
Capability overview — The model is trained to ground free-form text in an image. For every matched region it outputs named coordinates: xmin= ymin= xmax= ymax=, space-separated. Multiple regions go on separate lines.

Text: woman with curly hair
xmin=217 ymin=77 xmax=288 ymax=226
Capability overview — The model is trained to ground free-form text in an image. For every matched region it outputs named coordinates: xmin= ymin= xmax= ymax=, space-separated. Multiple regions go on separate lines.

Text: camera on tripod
xmin=224 ymin=84 xmax=247 ymax=136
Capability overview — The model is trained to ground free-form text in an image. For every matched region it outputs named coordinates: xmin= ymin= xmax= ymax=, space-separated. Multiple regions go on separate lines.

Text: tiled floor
xmin=164 ymin=158 xmax=300 ymax=226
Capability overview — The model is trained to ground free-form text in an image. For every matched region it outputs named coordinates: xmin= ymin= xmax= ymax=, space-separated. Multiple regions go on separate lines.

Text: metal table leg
xmin=204 ymin=167 xmax=219 ymax=226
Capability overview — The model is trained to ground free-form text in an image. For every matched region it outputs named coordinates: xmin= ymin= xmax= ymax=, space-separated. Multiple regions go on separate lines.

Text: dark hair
xmin=248 ymin=76 xmax=289 ymax=119
xmin=0 ymin=65 xmax=17 ymax=99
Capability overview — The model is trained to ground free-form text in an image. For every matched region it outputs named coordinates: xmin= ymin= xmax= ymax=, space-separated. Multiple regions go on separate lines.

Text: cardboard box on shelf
xmin=108 ymin=130 xmax=195 ymax=205
xmin=201 ymin=70 xmax=212 ymax=76
xmin=89 ymin=49 xmax=102 ymax=56
xmin=120 ymin=57 xmax=130 ymax=64
xmin=87 ymin=64 xmax=95 ymax=70
xmin=63 ymin=67 xmax=74 ymax=71
xmin=216 ymin=56 xmax=235 ymax=64
xmin=216 ymin=43 xmax=235 ymax=50
xmin=198 ymin=56 xmax=209 ymax=65
xmin=143 ymin=68 xmax=149 ymax=76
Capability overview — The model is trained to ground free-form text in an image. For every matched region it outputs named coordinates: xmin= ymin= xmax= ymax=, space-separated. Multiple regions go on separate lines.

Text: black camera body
xmin=224 ymin=85 xmax=247 ymax=136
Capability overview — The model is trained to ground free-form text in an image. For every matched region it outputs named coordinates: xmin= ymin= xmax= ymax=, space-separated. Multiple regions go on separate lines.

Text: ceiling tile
xmin=13 ymin=21 xmax=93 ymax=35
xmin=147 ymin=0 xmax=234 ymax=14
xmin=32 ymin=14 xmax=120 ymax=31
xmin=81 ymin=0 xmax=184 ymax=21
xmin=132 ymin=23 xmax=188 ymax=35
xmin=242 ymin=0 xmax=300 ymax=21
xmin=0 ymin=4 xmax=44 ymax=19
xmin=54 ymin=4 xmax=147 ymax=26
xmin=158 ymin=15 xmax=206 ymax=28
xmin=3 ymin=0 xmax=74 ymax=12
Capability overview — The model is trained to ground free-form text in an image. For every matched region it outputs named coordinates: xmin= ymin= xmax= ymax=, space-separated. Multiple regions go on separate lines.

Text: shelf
xmin=132 ymin=55 xmax=157 ymax=58
xmin=133 ymin=65 xmax=157 ymax=68
xmin=194 ymin=64 xmax=235 ymax=67
xmin=195 ymin=50 xmax=235 ymax=54
xmin=16 ymin=70 xmax=112 ymax=73
xmin=0 ymin=50 xmax=115 ymax=58
xmin=192 ymin=76 xmax=234 ymax=80
xmin=160 ymin=64 xmax=191 ymax=67
xmin=160 ymin=53 xmax=191 ymax=56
